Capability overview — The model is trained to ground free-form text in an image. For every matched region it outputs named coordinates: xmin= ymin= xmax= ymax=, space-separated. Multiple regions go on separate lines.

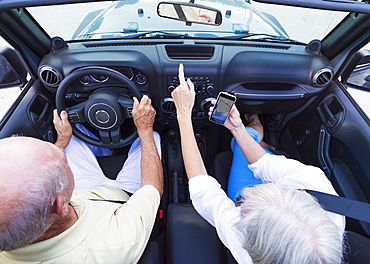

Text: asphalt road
xmin=0 ymin=88 xmax=21 ymax=118
xmin=251 ymin=2 xmax=347 ymax=43
xmin=28 ymin=2 xmax=112 ymax=40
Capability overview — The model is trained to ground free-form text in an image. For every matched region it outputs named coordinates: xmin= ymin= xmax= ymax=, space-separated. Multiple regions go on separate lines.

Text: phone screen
xmin=209 ymin=92 xmax=236 ymax=125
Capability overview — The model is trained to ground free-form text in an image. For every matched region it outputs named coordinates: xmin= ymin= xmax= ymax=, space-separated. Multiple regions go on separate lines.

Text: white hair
xmin=237 ymin=183 xmax=343 ymax=264
xmin=0 ymin=153 xmax=68 ymax=251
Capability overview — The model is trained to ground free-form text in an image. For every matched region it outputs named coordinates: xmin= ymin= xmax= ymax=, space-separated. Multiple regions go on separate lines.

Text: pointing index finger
xmin=178 ymin=63 xmax=186 ymax=86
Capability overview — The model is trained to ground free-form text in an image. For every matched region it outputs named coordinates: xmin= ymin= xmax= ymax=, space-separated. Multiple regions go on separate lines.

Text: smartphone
xmin=209 ymin=92 xmax=236 ymax=125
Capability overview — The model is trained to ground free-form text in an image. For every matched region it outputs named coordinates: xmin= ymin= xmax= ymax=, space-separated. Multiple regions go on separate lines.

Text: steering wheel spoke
xmin=118 ymin=95 xmax=134 ymax=118
xmin=65 ymin=101 xmax=87 ymax=124
xmin=99 ymin=128 xmax=121 ymax=145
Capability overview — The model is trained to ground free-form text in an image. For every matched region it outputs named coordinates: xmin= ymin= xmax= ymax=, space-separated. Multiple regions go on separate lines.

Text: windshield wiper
xmin=256 ymin=36 xmax=306 ymax=44
xmin=76 ymin=31 xmax=304 ymax=43
xmin=74 ymin=31 xmax=194 ymax=40
xmin=227 ymin=33 xmax=305 ymax=44
xmin=129 ymin=31 xmax=194 ymax=39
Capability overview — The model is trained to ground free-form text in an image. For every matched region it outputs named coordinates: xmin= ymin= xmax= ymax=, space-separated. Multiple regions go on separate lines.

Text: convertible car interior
xmin=0 ymin=0 xmax=370 ymax=263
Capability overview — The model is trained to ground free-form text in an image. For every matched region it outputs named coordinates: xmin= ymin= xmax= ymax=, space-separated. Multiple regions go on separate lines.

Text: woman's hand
xmin=209 ymin=100 xmax=244 ymax=132
xmin=171 ymin=63 xmax=195 ymax=119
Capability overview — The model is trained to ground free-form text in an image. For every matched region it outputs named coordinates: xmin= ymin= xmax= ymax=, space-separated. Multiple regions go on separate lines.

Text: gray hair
xmin=237 ymin=183 xmax=343 ymax=264
xmin=0 ymin=154 xmax=68 ymax=251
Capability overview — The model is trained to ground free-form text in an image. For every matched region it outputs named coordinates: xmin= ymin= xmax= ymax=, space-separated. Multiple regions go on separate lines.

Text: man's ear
xmin=55 ymin=195 xmax=69 ymax=217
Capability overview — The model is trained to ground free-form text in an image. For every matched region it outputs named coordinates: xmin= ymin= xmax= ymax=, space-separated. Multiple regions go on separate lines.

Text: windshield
xmin=28 ymin=0 xmax=348 ymax=44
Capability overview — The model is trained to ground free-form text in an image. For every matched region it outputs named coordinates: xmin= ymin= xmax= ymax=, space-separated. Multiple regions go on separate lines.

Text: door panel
xmin=0 ymin=80 xmax=55 ymax=142
xmin=278 ymin=79 xmax=370 ymax=237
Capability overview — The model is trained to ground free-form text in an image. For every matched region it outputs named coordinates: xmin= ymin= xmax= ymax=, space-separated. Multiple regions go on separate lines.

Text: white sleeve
xmin=249 ymin=153 xmax=338 ymax=195
xmin=189 ymin=175 xmax=239 ymax=227
xmin=189 ymin=175 xmax=253 ymax=264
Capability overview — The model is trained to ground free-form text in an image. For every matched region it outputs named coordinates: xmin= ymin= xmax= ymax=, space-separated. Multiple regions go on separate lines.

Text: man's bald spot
xmin=0 ymin=137 xmax=64 ymax=167
xmin=0 ymin=137 xmax=67 ymax=194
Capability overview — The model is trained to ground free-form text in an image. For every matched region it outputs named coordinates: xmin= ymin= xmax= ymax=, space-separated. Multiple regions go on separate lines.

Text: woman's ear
xmin=54 ymin=194 xmax=69 ymax=217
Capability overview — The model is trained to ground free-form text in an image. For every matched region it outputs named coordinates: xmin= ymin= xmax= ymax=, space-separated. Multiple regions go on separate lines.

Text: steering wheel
xmin=56 ymin=66 xmax=142 ymax=148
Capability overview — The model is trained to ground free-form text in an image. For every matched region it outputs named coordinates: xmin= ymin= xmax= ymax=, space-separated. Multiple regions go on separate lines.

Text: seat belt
xmin=90 ymin=199 xmax=127 ymax=204
xmin=306 ymin=190 xmax=370 ymax=224
xmin=174 ymin=4 xmax=187 ymax=20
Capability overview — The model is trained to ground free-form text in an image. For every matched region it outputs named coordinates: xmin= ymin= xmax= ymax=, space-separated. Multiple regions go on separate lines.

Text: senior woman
xmin=171 ymin=63 xmax=344 ymax=264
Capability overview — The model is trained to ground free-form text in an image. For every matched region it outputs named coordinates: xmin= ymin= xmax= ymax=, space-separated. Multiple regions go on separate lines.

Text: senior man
xmin=171 ymin=64 xmax=344 ymax=264
xmin=0 ymin=95 xmax=163 ymax=264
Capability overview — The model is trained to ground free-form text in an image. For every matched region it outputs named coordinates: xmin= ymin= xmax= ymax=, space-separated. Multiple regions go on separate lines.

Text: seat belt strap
xmin=174 ymin=4 xmax=187 ymax=20
xmin=89 ymin=199 xmax=127 ymax=204
xmin=306 ymin=190 xmax=370 ymax=224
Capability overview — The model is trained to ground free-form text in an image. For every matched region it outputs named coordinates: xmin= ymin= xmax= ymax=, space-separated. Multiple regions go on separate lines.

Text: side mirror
xmin=0 ymin=46 xmax=27 ymax=88
xmin=157 ymin=2 xmax=222 ymax=25
xmin=341 ymin=49 xmax=370 ymax=89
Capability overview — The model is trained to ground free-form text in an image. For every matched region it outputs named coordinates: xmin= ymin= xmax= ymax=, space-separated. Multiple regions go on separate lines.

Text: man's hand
xmin=133 ymin=95 xmax=163 ymax=196
xmin=53 ymin=109 xmax=72 ymax=149
xmin=171 ymin=63 xmax=195 ymax=118
xmin=132 ymin=95 xmax=156 ymax=135
xmin=199 ymin=13 xmax=215 ymax=24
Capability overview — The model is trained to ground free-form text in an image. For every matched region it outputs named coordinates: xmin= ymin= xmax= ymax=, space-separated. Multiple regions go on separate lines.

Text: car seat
xmin=137 ymin=241 xmax=160 ymax=264
xmin=166 ymin=202 xmax=237 ymax=264
xmin=97 ymin=154 xmax=128 ymax=180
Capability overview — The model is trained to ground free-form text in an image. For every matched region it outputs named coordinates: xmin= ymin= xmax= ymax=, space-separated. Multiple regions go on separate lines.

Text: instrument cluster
xmin=78 ymin=66 xmax=147 ymax=86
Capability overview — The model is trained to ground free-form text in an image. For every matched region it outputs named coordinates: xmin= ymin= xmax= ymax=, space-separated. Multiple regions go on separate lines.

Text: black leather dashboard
xmin=38 ymin=39 xmax=334 ymax=121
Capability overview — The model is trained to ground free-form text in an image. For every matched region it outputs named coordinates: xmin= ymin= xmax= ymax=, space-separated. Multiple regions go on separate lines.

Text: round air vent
xmin=313 ymin=68 xmax=334 ymax=87
xmin=201 ymin=97 xmax=216 ymax=112
xmin=39 ymin=66 xmax=62 ymax=87
xmin=161 ymin=98 xmax=176 ymax=114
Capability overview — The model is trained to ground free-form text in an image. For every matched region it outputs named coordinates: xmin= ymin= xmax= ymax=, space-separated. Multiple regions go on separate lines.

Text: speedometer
xmin=110 ymin=66 xmax=135 ymax=80
xmin=120 ymin=67 xmax=134 ymax=80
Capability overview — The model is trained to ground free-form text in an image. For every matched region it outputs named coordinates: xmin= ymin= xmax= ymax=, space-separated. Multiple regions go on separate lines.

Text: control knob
xmin=168 ymin=85 xmax=175 ymax=93
xmin=206 ymin=85 xmax=214 ymax=94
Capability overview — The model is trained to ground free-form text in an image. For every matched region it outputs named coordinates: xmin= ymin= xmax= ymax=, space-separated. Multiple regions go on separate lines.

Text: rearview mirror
xmin=157 ymin=2 xmax=222 ymax=25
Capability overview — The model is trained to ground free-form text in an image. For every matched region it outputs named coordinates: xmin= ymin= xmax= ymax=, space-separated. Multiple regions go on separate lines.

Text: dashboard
xmin=38 ymin=38 xmax=334 ymax=127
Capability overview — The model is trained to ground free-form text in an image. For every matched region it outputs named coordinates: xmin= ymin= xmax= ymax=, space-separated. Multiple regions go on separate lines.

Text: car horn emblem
xmin=95 ymin=109 xmax=110 ymax=124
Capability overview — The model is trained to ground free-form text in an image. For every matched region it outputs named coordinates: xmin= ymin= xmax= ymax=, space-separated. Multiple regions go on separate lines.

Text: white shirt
xmin=0 ymin=185 xmax=160 ymax=264
xmin=189 ymin=153 xmax=345 ymax=264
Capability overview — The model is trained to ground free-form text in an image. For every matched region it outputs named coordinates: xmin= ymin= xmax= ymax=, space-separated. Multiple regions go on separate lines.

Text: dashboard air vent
xmin=161 ymin=98 xmax=176 ymax=113
xmin=39 ymin=66 xmax=62 ymax=87
xmin=313 ymin=68 xmax=334 ymax=87
xmin=165 ymin=45 xmax=214 ymax=60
